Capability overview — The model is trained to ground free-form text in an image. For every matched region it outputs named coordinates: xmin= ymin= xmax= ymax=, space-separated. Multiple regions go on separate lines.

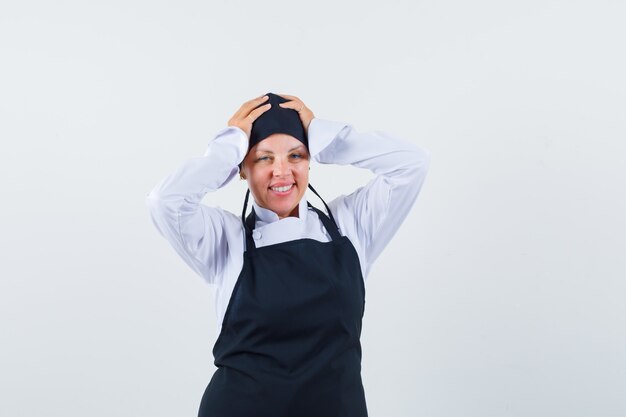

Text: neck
xmin=278 ymin=204 xmax=300 ymax=220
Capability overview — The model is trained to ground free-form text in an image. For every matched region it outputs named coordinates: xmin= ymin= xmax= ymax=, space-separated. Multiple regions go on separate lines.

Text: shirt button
xmin=253 ymin=230 xmax=261 ymax=240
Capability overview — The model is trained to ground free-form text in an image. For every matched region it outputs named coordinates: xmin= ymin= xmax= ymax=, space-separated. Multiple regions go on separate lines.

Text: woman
xmin=146 ymin=92 xmax=431 ymax=416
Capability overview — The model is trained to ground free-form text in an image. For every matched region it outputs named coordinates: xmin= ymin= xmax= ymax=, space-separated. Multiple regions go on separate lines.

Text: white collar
xmin=251 ymin=197 xmax=308 ymax=225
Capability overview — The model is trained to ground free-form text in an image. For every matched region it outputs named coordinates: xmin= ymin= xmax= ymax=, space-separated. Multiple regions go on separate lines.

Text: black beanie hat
xmin=248 ymin=92 xmax=308 ymax=152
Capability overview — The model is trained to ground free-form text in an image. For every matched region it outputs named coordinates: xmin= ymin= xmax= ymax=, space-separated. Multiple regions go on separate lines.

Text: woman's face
xmin=241 ymin=133 xmax=310 ymax=219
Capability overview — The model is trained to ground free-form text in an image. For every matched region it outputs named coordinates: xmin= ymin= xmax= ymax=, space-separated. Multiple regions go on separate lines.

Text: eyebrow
xmin=256 ymin=145 xmax=306 ymax=154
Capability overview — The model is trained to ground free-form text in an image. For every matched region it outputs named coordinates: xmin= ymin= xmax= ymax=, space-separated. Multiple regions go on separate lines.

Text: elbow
xmin=145 ymin=189 xmax=163 ymax=213
xmin=404 ymin=147 xmax=431 ymax=176
xmin=413 ymin=147 xmax=431 ymax=169
xmin=145 ymin=192 xmax=181 ymax=241
xmin=145 ymin=192 xmax=165 ymax=227
xmin=145 ymin=190 xmax=175 ymax=227
xmin=145 ymin=183 xmax=180 ymax=212
xmin=400 ymin=148 xmax=431 ymax=189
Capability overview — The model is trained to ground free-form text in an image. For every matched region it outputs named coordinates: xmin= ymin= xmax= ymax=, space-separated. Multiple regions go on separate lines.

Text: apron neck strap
xmin=306 ymin=183 xmax=337 ymax=227
xmin=241 ymin=189 xmax=256 ymax=251
xmin=240 ymin=184 xmax=341 ymax=252
xmin=306 ymin=202 xmax=341 ymax=241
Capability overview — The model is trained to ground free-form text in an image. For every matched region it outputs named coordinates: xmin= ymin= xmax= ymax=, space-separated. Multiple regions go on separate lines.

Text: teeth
xmin=270 ymin=184 xmax=293 ymax=192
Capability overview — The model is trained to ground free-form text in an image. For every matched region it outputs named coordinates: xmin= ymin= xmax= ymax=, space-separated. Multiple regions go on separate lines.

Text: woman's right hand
xmin=227 ymin=94 xmax=272 ymax=139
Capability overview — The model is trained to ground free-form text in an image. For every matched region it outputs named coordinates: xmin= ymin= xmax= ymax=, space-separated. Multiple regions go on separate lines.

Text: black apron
xmin=198 ymin=185 xmax=368 ymax=417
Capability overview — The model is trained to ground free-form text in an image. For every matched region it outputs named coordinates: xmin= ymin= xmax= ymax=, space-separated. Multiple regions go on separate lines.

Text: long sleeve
xmin=308 ymin=118 xmax=431 ymax=280
xmin=145 ymin=126 xmax=249 ymax=285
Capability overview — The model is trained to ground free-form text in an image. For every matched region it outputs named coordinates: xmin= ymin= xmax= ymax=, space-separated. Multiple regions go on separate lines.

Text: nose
xmin=272 ymin=158 xmax=290 ymax=177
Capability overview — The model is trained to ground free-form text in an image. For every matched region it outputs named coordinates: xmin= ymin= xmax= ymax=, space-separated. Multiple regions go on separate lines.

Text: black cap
xmin=248 ymin=92 xmax=307 ymax=152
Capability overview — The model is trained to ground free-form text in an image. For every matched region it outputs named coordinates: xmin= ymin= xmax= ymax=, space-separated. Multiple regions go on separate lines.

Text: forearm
xmin=310 ymin=118 xmax=431 ymax=276
xmin=146 ymin=126 xmax=248 ymax=205
xmin=312 ymin=119 xmax=430 ymax=176
xmin=145 ymin=126 xmax=248 ymax=283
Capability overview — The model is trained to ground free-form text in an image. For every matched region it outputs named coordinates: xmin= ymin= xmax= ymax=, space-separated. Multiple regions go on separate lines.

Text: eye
xmin=256 ymin=156 xmax=271 ymax=162
xmin=290 ymin=153 xmax=303 ymax=159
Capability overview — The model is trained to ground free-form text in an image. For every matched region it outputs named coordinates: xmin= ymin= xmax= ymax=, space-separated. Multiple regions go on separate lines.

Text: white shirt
xmin=146 ymin=118 xmax=431 ymax=335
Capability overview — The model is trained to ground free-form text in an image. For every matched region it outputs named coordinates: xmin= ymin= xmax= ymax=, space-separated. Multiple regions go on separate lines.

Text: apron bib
xmin=198 ymin=186 xmax=368 ymax=417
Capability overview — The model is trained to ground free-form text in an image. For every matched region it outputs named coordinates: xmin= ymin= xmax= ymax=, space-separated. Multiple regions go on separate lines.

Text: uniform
xmin=146 ymin=116 xmax=431 ymax=415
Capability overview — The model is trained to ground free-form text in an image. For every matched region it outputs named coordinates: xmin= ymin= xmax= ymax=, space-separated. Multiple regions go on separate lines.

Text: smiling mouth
xmin=269 ymin=183 xmax=294 ymax=192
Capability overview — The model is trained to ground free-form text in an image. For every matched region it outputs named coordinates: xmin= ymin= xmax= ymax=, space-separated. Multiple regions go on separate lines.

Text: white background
xmin=1 ymin=1 xmax=625 ymax=416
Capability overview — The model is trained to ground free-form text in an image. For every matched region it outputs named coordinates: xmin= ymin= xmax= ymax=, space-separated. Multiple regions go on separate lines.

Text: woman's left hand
xmin=277 ymin=94 xmax=315 ymax=136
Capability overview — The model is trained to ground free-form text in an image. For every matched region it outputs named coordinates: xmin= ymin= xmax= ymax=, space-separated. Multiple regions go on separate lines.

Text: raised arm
xmin=146 ymin=95 xmax=272 ymax=284
xmin=145 ymin=126 xmax=247 ymax=284
xmin=308 ymin=118 xmax=431 ymax=280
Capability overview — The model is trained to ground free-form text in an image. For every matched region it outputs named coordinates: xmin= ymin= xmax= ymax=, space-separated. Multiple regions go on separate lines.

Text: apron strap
xmin=307 ymin=183 xmax=337 ymax=226
xmin=306 ymin=202 xmax=342 ymax=241
xmin=241 ymin=189 xmax=257 ymax=252
xmin=240 ymin=184 xmax=341 ymax=252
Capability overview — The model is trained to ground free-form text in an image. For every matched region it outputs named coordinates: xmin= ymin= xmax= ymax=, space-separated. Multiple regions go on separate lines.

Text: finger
xmin=249 ymin=95 xmax=270 ymax=113
xmin=253 ymin=93 xmax=270 ymax=103
xmin=277 ymin=94 xmax=305 ymax=109
xmin=233 ymin=94 xmax=269 ymax=118
xmin=246 ymin=102 xmax=271 ymax=122
xmin=249 ymin=93 xmax=269 ymax=103
xmin=240 ymin=94 xmax=269 ymax=112
xmin=279 ymin=101 xmax=304 ymax=111
xmin=278 ymin=98 xmax=301 ymax=107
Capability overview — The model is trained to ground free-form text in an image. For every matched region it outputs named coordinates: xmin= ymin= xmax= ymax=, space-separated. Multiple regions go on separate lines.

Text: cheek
xmin=244 ymin=162 xmax=262 ymax=179
xmin=248 ymin=166 xmax=274 ymax=189
xmin=296 ymin=164 xmax=310 ymax=182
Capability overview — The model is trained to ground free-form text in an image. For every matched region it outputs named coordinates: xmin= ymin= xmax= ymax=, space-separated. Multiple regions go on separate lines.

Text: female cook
xmin=146 ymin=92 xmax=431 ymax=416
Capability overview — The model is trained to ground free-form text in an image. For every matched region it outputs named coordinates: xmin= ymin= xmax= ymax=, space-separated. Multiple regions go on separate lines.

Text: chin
xmin=270 ymin=202 xmax=299 ymax=218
